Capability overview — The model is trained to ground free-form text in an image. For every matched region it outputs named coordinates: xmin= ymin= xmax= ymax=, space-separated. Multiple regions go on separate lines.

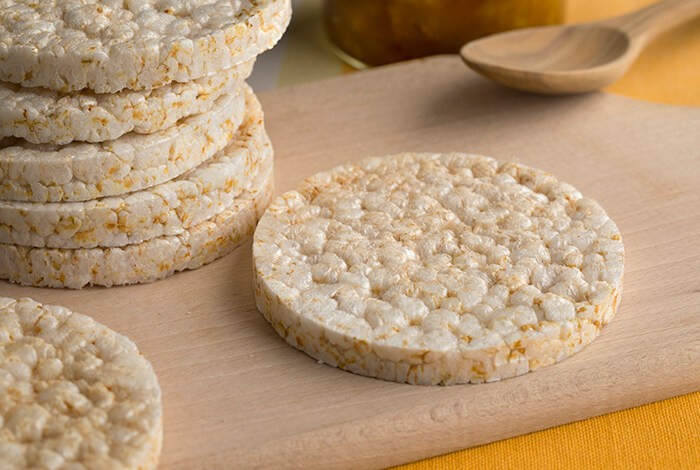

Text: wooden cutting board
xmin=1 ymin=56 xmax=699 ymax=469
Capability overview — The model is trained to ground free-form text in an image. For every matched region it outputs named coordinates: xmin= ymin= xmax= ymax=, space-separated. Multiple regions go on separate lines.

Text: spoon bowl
xmin=461 ymin=0 xmax=700 ymax=94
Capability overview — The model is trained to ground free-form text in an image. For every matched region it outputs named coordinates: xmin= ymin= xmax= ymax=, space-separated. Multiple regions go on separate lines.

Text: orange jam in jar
xmin=324 ymin=0 xmax=565 ymax=67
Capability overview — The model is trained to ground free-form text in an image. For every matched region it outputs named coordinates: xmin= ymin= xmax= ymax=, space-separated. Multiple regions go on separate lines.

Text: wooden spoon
xmin=460 ymin=0 xmax=700 ymax=94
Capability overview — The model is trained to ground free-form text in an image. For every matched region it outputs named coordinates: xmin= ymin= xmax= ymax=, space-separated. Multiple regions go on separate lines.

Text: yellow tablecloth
xmin=396 ymin=393 xmax=700 ymax=469
xmin=397 ymin=2 xmax=700 ymax=468
xmin=271 ymin=1 xmax=700 ymax=467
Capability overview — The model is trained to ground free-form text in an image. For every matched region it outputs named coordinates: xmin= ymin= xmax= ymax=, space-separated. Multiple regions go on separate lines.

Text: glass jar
xmin=324 ymin=0 xmax=565 ymax=67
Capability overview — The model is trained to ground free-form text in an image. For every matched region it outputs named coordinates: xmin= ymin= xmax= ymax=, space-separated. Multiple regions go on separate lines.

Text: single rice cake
xmin=0 ymin=84 xmax=269 ymax=249
xmin=0 ymin=149 xmax=274 ymax=288
xmin=253 ymin=152 xmax=624 ymax=385
xmin=0 ymin=59 xmax=254 ymax=145
xmin=0 ymin=297 xmax=162 ymax=468
xmin=0 ymin=88 xmax=245 ymax=203
xmin=0 ymin=0 xmax=292 ymax=93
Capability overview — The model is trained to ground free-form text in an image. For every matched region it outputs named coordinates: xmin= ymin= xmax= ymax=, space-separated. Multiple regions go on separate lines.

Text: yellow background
xmin=278 ymin=0 xmax=700 ymax=106
xmin=570 ymin=0 xmax=700 ymax=106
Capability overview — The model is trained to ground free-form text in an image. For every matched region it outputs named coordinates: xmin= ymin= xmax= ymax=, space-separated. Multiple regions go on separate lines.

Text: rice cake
xmin=0 ymin=59 xmax=254 ymax=145
xmin=0 ymin=0 xmax=292 ymax=93
xmin=0 ymin=88 xmax=245 ymax=203
xmin=0 ymin=84 xmax=268 ymax=249
xmin=0 ymin=297 xmax=162 ymax=468
xmin=0 ymin=150 xmax=273 ymax=288
xmin=253 ymin=152 xmax=624 ymax=385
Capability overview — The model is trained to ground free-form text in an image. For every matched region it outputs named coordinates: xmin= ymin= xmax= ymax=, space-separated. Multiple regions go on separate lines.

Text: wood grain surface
xmin=1 ymin=56 xmax=699 ymax=469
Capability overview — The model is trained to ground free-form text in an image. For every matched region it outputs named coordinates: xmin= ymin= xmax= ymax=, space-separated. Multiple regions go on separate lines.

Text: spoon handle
xmin=604 ymin=0 xmax=700 ymax=45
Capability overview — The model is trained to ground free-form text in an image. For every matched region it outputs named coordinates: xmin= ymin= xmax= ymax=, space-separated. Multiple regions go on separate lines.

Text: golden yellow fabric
xmin=398 ymin=1 xmax=700 ymax=468
xmin=395 ymin=392 xmax=700 ymax=469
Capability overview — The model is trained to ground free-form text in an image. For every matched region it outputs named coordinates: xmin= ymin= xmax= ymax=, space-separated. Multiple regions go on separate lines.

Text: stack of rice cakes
xmin=0 ymin=0 xmax=291 ymax=288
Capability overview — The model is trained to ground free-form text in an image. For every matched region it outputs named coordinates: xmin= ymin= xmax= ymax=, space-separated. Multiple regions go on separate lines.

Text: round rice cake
xmin=0 ymin=149 xmax=273 ymax=288
xmin=0 ymin=87 xmax=245 ymax=203
xmin=0 ymin=84 xmax=269 ymax=249
xmin=0 ymin=297 xmax=162 ymax=468
xmin=0 ymin=59 xmax=254 ymax=145
xmin=253 ymin=152 xmax=624 ymax=385
xmin=0 ymin=0 xmax=292 ymax=93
